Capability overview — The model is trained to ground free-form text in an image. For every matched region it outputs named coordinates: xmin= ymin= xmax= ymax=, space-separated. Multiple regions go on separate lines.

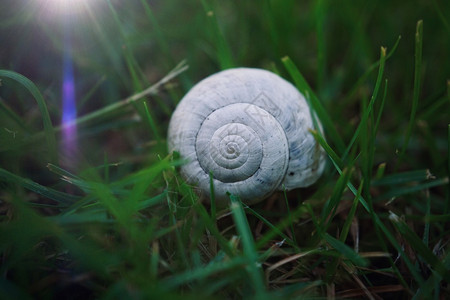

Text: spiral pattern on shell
xmin=168 ymin=68 xmax=325 ymax=206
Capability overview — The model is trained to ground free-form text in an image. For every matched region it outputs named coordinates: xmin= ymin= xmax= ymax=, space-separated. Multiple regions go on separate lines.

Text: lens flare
xmin=60 ymin=20 xmax=78 ymax=168
xmin=37 ymin=0 xmax=101 ymax=21
xmin=40 ymin=0 xmax=90 ymax=16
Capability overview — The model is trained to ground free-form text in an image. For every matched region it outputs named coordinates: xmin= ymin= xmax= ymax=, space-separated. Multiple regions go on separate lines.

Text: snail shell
xmin=168 ymin=68 xmax=325 ymax=206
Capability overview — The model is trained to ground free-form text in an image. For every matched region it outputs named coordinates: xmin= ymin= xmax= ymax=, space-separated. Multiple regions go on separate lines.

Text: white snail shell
xmin=168 ymin=68 xmax=325 ymax=206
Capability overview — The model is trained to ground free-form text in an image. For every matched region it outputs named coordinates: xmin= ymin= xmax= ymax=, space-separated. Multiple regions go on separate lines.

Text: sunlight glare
xmin=39 ymin=0 xmax=93 ymax=18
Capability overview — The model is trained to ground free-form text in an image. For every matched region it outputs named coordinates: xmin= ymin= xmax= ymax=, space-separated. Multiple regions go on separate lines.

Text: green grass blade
xmin=423 ymin=189 xmax=431 ymax=247
xmin=209 ymin=171 xmax=216 ymax=221
xmin=373 ymin=79 xmax=388 ymax=137
xmin=372 ymin=169 xmax=431 ymax=186
xmin=389 ymin=212 xmax=449 ymax=281
xmin=344 ymin=36 xmax=401 ymax=104
xmin=447 ymin=124 xmax=450 ymax=214
xmin=201 ymin=0 xmax=234 ymax=69
xmin=315 ymin=0 xmax=327 ymax=92
xmin=342 ymin=46 xmax=387 ymax=160
xmin=160 ymin=256 xmax=248 ymax=289
xmin=48 ymin=210 xmax=112 ymax=225
xmin=325 ymin=181 xmax=362 ymax=283
xmin=0 ymin=98 xmax=31 ymax=133
xmin=418 ymin=92 xmax=449 ymax=122
xmin=0 ymin=167 xmax=78 ymax=205
xmin=106 ymin=0 xmax=147 ymax=92
xmin=77 ymin=76 xmax=106 ymax=111
xmin=245 ymin=205 xmax=296 ymax=249
xmin=414 ymin=250 xmax=450 ymax=299
xmin=229 ymin=194 xmax=266 ymax=294
xmin=399 ymin=20 xmax=423 ymax=158
xmin=377 ymin=177 xmax=448 ymax=201
xmin=138 ymin=192 xmax=168 ymax=210
xmin=255 ymin=203 xmax=310 ymax=250
xmin=326 ymin=158 xmax=425 ymax=285
xmin=143 ymin=100 xmax=162 ymax=144
xmin=0 ymin=70 xmax=57 ymax=162
xmin=192 ymin=202 xmax=234 ymax=256
xmin=63 ymin=61 xmax=188 ymax=129
xmin=47 ymin=163 xmax=82 ymax=180
xmin=140 ymin=0 xmax=174 ymax=67
xmin=324 ymin=233 xmax=369 ymax=267
xmin=340 ymin=180 xmax=363 ymax=243
xmin=282 ymin=56 xmax=345 ymax=152
xmin=432 ymin=0 xmax=450 ymax=35
xmin=321 ymin=167 xmax=353 ymax=230
xmin=283 ymin=186 xmax=297 ymax=245
xmin=310 ymin=129 xmax=343 ymax=169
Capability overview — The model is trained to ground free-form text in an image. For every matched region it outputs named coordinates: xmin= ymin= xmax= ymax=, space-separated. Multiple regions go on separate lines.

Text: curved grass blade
xmin=0 ymin=70 xmax=57 ymax=162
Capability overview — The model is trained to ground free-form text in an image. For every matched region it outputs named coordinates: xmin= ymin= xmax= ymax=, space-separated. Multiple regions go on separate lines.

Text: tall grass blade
xmin=140 ymin=0 xmax=173 ymax=67
xmin=373 ymin=79 xmax=388 ymax=136
xmin=315 ymin=0 xmax=327 ymax=92
xmin=447 ymin=124 xmax=450 ymax=214
xmin=201 ymin=0 xmax=234 ymax=69
xmin=282 ymin=186 xmax=297 ymax=245
xmin=326 ymin=181 xmax=362 ymax=283
xmin=321 ymin=167 xmax=353 ymax=230
xmin=344 ymin=36 xmax=401 ymax=104
xmin=342 ymin=47 xmax=387 ymax=160
xmin=399 ymin=20 xmax=423 ymax=158
xmin=209 ymin=171 xmax=216 ymax=221
xmin=432 ymin=0 xmax=450 ymax=35
xmin=143 ymin=101 xmax=162 ymax=144
xmin=340 ymin=180 xmax=362 ymax=243
xmin=106 ymin=0 xmax=147 ymax=92
xmin=282 ymin=56 xmax=345 ymax=152
xmin=229 ymin=194 xmax=266 ymax=295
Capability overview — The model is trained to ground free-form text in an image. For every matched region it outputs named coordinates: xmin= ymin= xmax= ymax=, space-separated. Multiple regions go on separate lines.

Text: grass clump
xmin=0 ymin=0 xmax=449 ymax=299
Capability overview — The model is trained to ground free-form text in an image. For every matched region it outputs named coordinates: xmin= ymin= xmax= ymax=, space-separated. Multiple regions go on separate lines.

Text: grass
xmin=0 ymin=0 xmax=449 ymax=299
